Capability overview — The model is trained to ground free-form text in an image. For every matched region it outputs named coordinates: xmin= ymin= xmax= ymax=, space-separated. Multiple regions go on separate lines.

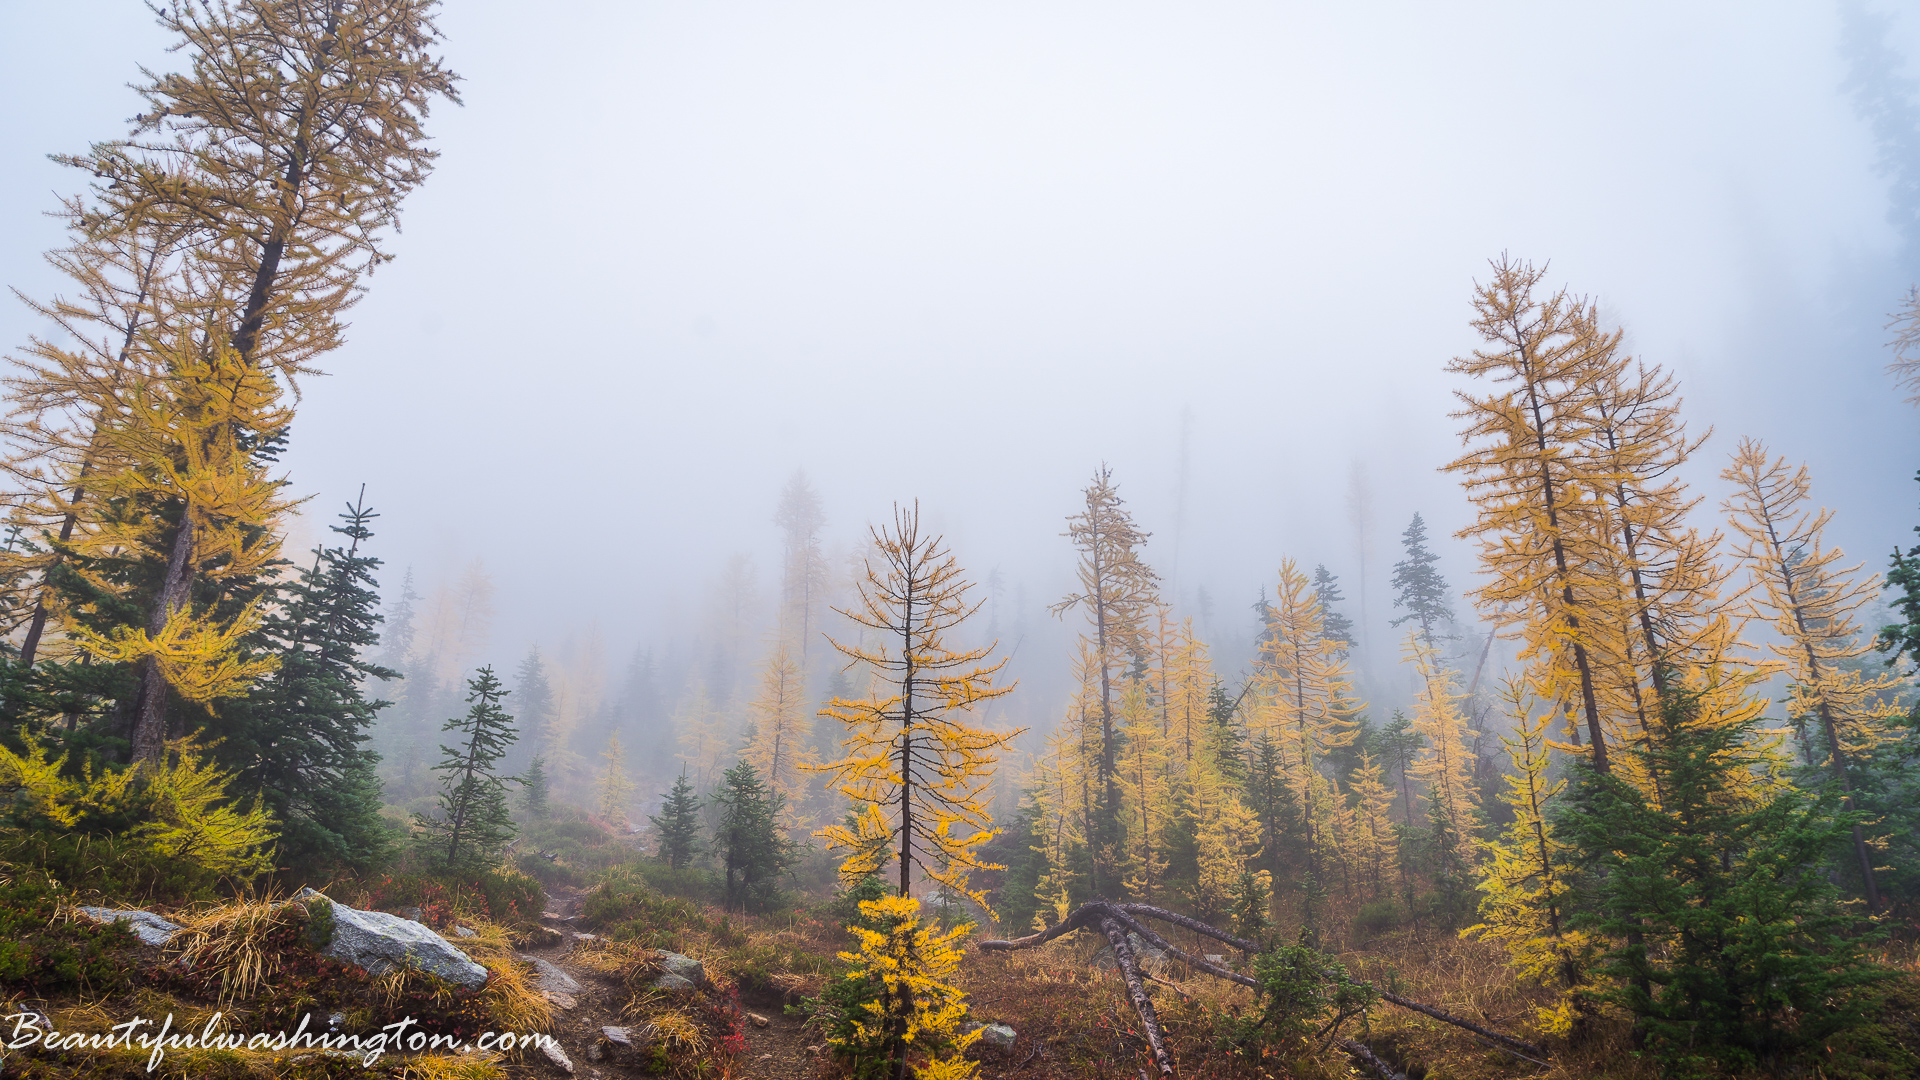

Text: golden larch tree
xmin=1253 ymin=558 xmax=1360 ymax=877
xmin=1445 ymin=255 xmax=1617 ymax=772
xmin=596 ymin=733 xmax=633 ymax=829
xmin=1404 ymin=633 xmax=1480 ymax=873
xmin=1722 ymin=438 xmax=1904 ymax=910
xmin=44 ymin=0 xmax=459 ymax=762
xmin=1051 ymin=465 xmax=1158 ymax=898
xmin=1466 ymin=674 xmax=1597 ymax=1037
xmin=1117 ymin=678 xmax=1173 ymax=904
xmin=815 ymin=504 xmax=1020 ymax=904
xmin=1347 ymin=753 xmax=1399 ymax=900
xmin=743 ymin=639 xmax=817 ymax=828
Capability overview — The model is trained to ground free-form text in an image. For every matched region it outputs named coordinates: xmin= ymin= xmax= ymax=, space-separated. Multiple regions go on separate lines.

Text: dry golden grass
xmin=571 ymin=934 xmax=665 ymax=988
xmin=389 ymin=1053 xmax=509 ymax=1079
xmin=436 ymin=918 xmax=554 ymax=1035
xmin=164 ymin=896 xmax=309 ymax=1004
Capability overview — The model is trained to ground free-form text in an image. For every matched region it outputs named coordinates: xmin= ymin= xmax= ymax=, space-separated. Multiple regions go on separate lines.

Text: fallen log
xmin=980 ymin=900 xmax=1548 ymax=1072
xmin=1097 ymin=913 xmax=1175 ymax=1078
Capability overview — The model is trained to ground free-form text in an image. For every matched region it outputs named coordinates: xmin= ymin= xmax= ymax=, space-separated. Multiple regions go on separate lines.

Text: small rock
xmin=395 ymin=905 xmax=423 ymax=923
xmin=537 ymin=1038 xmax=575 ymax=1073
xmin=520 ymin=954 xmax=585 ymax=995
xmin=541 ymin=910 xmax=565 ymax=921
xmin=758 ymin=1053 xmax=773 ymax=1061
xmin=1203 ymin=953 xmax=1227 ymax=967
xmin=597 ymin=1026 xmax=653 ymax=1067
xmin=546 ymin=991 xmax=577 ymax=1010
xmin=747 ymin=1012 xmax=770 ymax=1028
xmin=649 ymin=950 xmax=707 ymax=993
xmin=970 ymin=1022 xmax=1017 ymax=1054
xmin=572 ymin=931 xmax=599 ymax=942
xmin=75 ymin=907 xmax=182 ymax=947
xmin=452 ymin=925 xmax=477 ymax=938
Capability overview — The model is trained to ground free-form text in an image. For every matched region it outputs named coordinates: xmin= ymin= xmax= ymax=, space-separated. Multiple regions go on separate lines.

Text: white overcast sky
xmin=3 ymin=1 xmax=1918 ymax=689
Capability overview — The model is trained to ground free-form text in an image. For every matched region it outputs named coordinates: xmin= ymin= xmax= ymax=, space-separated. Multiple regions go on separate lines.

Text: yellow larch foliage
xmin=1027 ymin=725 xmax=1085 ymax=929
xmin=1187 ymin=755 xmax=1265 ymax=923
xmin=1722 ymin=439 xmax=1907 ymax=766
xmin=1580 ymin=345 xmax=1730 ymax=731
xmin=1466 ymin=675 xmax=1597 ymax=1037
xmin=1158 ymin=614 xmax=1214 ymax=765
xmin=1404 ymin=632 xmax=1480 ymax=866
xmin=674 ymin=683 xmax=733 ymax=792
xmin=596 ymin=733 xmax=633 ymax=829
xmin=1026 ymin=725 xmax=1086 ymax=929
xmin=743 ymin=639 xmax=817 ymax=827
xmin=1117 ymin=679 xmax=1173 ymax=904
xmin=0 ymin=211 xmax=187 ymax=660
xmin=1445 ymin=255 xmax=1619 ymax=772
xmin=1254 ymin=558 xmax=1360 ymax=874
xmin=60 ymin=318 xmax=292 ymax=720
xmin=0 ymin=733 xmax=274 ymax=876
xmin=832 ymin=894 xmax=983 ymax=1080
xmin=1347 ymin=753 xmax=1399 ymax=900
xmin=815 ymin=504 xmax=1020 ymax=906
xmin=1723 ymin=438 xmax=1904 ymax=908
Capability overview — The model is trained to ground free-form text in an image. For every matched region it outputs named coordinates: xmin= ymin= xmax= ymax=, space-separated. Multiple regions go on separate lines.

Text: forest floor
xmin=516 ymin=884 xmax=821 ymax=1080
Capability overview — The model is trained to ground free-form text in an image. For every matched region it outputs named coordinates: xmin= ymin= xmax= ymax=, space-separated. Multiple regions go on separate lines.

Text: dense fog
xmin=5 ymin=1 xmax=1919 ymax=804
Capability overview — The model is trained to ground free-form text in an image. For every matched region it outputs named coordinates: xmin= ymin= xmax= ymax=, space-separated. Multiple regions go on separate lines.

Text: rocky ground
xmin=516 ymin=885 xmax=823 ymax=1080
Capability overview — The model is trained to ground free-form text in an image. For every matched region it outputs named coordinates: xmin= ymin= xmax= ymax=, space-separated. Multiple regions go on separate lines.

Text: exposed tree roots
xmin=980 ymin=900 xmax=1547 ymax=1077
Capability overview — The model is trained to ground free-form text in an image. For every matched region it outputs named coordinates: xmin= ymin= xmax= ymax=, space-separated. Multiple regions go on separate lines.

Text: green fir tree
xmin=650 ymin=767 xmax=703 ymax=870
xmin=712 ymin=759 xmax=796 ymax=912
xmin=1390 ymin=512 xmax=1455 ymax=647
xmin=1556 ymin=691 xmax=1894 ymax=1074
xmin=415 ymin=667 xmax=519 ymax=872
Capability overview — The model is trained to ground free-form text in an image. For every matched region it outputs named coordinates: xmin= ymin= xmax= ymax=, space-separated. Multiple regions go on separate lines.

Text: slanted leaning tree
xmin=65 ymin=0 xmax=457 ymax=764
xmin=1722 ymin=439 xmax=1905 ymax=911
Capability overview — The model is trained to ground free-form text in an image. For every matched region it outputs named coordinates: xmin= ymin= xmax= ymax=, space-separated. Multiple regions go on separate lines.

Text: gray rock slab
xmin=306 ymin=893 xmax=488 ymax=989
xmin=76 ymin=907 xmax=181 ymax=947
xmin=520 ymin=954 xmax=583 ymax=994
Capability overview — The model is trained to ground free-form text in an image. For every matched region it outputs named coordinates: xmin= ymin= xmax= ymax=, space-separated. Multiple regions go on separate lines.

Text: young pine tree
xmin=712 ymin=759 xmax=797 ymax=912
xmin=649 ymin=768 xmax=702 ymax=870
xmin=520 ymin=756 xmax=551 ymax=820
xmin=1557 ymin=690 xmax=1892 ymax=1073
xmin=224 ymin=491 xmax=399 ymax=870
xmin=1389 ymin=512 xmax=1455 ymax=647
xmin=414 ymin=667 xmax=518 ymax=872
